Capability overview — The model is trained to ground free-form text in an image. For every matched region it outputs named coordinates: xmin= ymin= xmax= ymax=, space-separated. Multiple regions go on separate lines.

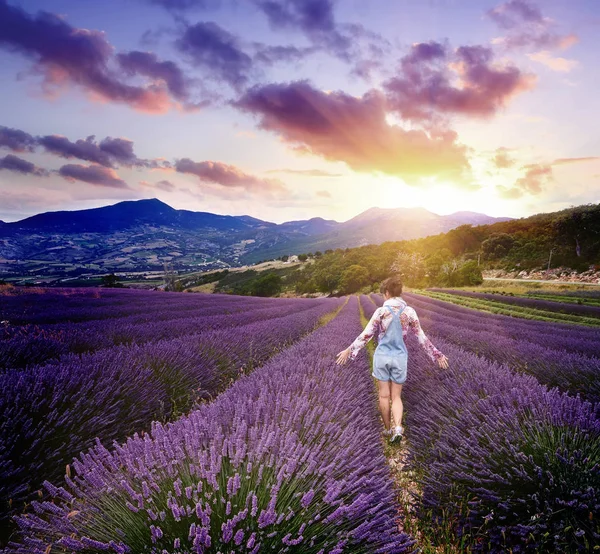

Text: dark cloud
xmin=252 ymin=44 xmax=316 ymax=66
xmin=117 ymin=51 xmax=189 ymax=100
xmin=257 ymin=0 xmax=336 ymax=33
xmin=384 ymin=42 xmax=536 ymax=124
xmin=235 ymin=80 xmax=471 ymax=183
xmin=58 ymin=164 xmax=130 ymax=189
xmin=97 ymin=137 xmax=142 ymax=166
xmin=148 ymin=0 xmax=385 ymax=79
xmin=37 ymin=134 xmax=152 ymax=168
xmin=38 ymin=135 xmax=114 ymax=167
xmin=487 ymin=0 xmax=578 ymax=50
xmin=175 ymin=158 xmax=288 ymax=193
xmin=0 ymin=0 xmax=191 ymax=112
xmin=0 ymin=125 xmax=37 ymax=152
xmin=493 ymin=147 xmax=516 ymax=168
xmin=0 ymin=154 xmax=48 ymax=176
xmin=255 ymin=0 xmax=350 ymax=59
xmin=176 ymin=22 xmax=252 ymax=88
xmin=146 ymin=0 xmax=219 ymax=11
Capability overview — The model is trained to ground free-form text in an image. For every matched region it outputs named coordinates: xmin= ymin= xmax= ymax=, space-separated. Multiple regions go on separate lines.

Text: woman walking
xmin=336 ymin=276 xmax=449 ymax=443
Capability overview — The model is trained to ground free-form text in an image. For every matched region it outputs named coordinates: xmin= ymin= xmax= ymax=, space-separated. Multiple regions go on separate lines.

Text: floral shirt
xmin=349 ymin=296 xmax=444 ymax=362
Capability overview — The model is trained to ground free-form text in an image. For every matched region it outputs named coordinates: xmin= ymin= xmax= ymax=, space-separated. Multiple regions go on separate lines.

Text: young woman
xmin=336 ymin=276 xmax=449 ymax=443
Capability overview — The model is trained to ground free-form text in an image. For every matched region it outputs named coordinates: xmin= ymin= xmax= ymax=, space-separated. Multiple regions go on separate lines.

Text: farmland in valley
xmin=1 ymin=286 xmax=598 ymax=553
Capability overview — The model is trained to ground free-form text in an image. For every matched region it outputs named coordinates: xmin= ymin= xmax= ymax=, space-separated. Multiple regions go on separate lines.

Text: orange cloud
xmin=236 ymin=81 xmax=472 ymax=184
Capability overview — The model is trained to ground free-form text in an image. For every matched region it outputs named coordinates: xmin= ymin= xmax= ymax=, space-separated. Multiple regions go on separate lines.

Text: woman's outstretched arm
xmin=336 ymin=307 xmax=381 ymax=365
xmin=407 ymin=308 xmax=449 ymax=368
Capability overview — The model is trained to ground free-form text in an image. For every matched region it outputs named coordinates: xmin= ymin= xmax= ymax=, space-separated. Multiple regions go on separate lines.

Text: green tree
xmin=250 ymin=273 xmax=282 ymax=297
xmin=339 ymin=264 xmax=369 ymax=294
xmin=481 ymin=233 xmax=515 ymax=260
xmin=298 ymin=254 xmax=308 ymax=262
xmin=101 ymin=273 xmax=123 ymax=288
xmin=392 ymin=251 xmax=426 ymax=287
xmin=454 ymin=260 xmax=483 ymax=286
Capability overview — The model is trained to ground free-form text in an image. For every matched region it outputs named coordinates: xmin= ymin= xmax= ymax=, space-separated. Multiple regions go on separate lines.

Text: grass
xmin=453 ymin=282 xmax=600 ymax=307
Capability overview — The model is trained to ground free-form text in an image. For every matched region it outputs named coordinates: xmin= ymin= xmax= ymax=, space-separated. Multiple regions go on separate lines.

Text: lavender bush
xmin=0 ymin=298 xmax=342 ymax=542
xmin=402 ymin=338 xmax=600 ymax=552
xmin=3 ymin=297 xmax=415 ymax=554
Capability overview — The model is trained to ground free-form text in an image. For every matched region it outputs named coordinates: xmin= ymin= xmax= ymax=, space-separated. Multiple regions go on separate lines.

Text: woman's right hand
xmin=437 ymin=355 xmax=449 ymax=369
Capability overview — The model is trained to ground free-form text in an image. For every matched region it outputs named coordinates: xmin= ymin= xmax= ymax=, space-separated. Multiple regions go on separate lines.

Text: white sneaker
xmin=389 ymin=426 xmax=404 ymax=444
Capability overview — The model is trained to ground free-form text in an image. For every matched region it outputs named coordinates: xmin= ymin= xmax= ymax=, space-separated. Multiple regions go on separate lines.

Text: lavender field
xmin=1 ymin=287 xmax=599 ymax=553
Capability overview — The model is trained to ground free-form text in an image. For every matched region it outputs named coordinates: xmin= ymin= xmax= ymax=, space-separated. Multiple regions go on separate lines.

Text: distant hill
xmin=238 ymin=207 xmax=511 ymax=262
xmin=286 ymin=203 xmax=600 ymax=294
xmin=0 ymin=198 xmax=511 ymax=280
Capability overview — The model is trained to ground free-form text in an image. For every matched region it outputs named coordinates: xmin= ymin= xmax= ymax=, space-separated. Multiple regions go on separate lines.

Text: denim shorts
xmin=372 ymin=353 xmax=407 ymax=384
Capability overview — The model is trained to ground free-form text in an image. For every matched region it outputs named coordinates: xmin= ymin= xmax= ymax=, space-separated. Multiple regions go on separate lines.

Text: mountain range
xmin=0 ymin=199 xmax=512 ymax=279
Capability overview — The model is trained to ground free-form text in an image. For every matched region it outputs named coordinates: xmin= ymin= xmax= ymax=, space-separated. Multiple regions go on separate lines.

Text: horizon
xmin=0 ymin=195 xmax=523 ymax=225
xmin=1 ymin=0 xmax=599 ymax=223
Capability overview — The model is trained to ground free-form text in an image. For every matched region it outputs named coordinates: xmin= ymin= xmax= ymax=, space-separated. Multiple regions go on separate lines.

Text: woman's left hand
xmin=336 ymin=347 xmax=351 ymax=365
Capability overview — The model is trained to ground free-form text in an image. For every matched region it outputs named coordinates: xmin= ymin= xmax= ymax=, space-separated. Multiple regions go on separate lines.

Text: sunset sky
xmin=0 ymin=0 xmax=599 ymax=224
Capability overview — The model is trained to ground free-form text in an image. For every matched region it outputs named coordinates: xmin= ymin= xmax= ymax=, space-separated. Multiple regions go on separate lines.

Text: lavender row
xmin=401 ymin=336 xmax=600 ymax=552
xmin=406 ymin=296 xmax=600 ymax=403
xmin=1 ymin=288 xmax=300 ymax=325
xmin=427 ymin=289 xmax=600 ymax=319
xmin=529 ymin=289 xmax=600 ymax=300
xmin=402 ymin=293 xmax=600 ymax=360
xmin=0 ymin=298 xmax=343 ymax=540
xmin=1 ymin=299 xmax=329 ymax=371
xmin=359 ymin=295 xmax=378 ymax=320
xmin=3 ymin=297 xmax=415 ymax=554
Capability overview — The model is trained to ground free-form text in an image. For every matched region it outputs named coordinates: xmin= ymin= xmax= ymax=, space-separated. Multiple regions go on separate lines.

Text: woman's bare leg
xmin=377 ymin=379 xmax=392 ymax=430
xmin=390 ymin=382 xmax=404 ymax=429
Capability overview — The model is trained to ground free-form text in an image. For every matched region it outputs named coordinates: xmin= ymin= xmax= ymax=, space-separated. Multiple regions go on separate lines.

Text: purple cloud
xmin=36 ymin=133 xmax=152 ymax=168
xmin=176 ymin=22 xmax=252 ymax=88
xmin=175 ymin=158 xmax=288 ymax=193
xmin=255 ymin=0 xmax=350 ymax=59
xmin=0 ymin=154 xmax=48 ymax=176
xmin=488 ymin=0 xmax=543 ymax=29
xmin=38 ymin=135 xmax=114 ymax=167
xmin=146 ymin=0 xmax=217 ymax=11
xmin=487 ymin=0 xmax=578 ymax=50
xmin=257 ymin=0 xmax=336 ymax=33
xmin=58 ymin=164 xmax=129 ymax=189
xmin=384 ymin=41 xmax=535 ymax=124
xmin=0 ymin=0 xmax=188 ymax=112
xmin=253 ymin=44 xmax=316 ymax=66
xmin=0 ymin=125 xmax=37 ymax=152
xmin=117 ymin=51 xmax=189 ymax=100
